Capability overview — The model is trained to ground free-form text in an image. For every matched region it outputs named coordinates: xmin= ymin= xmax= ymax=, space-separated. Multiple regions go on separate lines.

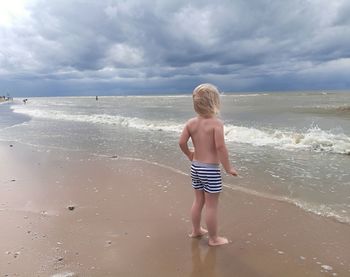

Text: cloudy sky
xmin=1 ymin=0 xmax=350 ymax=96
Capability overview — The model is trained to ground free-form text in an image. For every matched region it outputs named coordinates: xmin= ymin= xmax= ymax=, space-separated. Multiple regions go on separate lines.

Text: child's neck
xmin=197 ymin=114 xmax=216 ymax=119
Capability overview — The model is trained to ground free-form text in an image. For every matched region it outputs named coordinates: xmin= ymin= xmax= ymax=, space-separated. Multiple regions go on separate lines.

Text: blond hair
xmin=192 ymin=83 xmax=220 ymax=117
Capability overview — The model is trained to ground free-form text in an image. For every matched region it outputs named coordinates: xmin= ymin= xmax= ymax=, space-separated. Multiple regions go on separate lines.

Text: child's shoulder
xmin=186 ymin=117 xmax=198 ymax=125
xmin=208 ymin=116 xmax=223 ymax=126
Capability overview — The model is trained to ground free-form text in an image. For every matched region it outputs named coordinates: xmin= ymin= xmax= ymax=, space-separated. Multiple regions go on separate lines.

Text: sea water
xmin=1 ymin=92 xmax=349 ymax=224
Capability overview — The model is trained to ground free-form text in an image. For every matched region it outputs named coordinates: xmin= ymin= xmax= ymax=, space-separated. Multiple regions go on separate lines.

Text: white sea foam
xmin=2 ymin=121 xmax=29 ymax=130
xmin=222 ymin=181 xmax=349 ymax=224
xmin=291 ymin=199 xmax=350 ymax=224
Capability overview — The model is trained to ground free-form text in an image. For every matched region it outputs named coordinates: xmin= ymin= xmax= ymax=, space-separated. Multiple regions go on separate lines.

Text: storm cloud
xmin=1 ymin=0 xmax=350 ymax=96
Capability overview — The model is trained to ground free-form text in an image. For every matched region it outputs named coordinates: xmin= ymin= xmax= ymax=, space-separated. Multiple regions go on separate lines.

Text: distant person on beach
xmin=179 ymin=83 xmax=238 ymax=246
xmin=96 ymin=96 xmax=98 ymax=100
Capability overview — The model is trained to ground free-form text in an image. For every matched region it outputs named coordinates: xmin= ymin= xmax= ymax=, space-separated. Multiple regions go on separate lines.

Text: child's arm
xmin=179 ymin=123 xmax=194 ymax=161
xmin=214 ymin=121 xmax=238 ymax=176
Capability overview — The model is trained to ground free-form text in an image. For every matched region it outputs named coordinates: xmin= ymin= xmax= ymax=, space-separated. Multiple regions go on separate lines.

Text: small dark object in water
xmin=68 ymin=205 xmax=75 ymax=211
xmin=9 ymin=144 xmax=13 ymax=147
xmin=110 ymin=155 xmax=118 ymax=159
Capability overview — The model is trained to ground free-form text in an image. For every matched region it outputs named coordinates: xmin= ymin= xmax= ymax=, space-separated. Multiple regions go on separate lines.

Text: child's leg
xmin=190 ymin=189 xmax=208 ymax=237
xmin=204 ymin=192 xmax=228 ymax=246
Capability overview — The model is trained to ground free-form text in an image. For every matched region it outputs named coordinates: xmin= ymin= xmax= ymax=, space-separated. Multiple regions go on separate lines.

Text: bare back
xmin=186 ymin=116 xmax=221 ymax=164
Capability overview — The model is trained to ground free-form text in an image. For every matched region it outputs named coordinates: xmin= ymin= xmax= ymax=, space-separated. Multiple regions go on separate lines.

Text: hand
xmin=227 ymin=167 xmax=238 ymax=176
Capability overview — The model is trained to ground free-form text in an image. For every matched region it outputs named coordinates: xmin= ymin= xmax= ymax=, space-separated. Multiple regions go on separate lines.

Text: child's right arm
xmin=214 ymin=121 xmax=238 ymax=176
xmin=179 ymin=123 xmax=194 ymax=161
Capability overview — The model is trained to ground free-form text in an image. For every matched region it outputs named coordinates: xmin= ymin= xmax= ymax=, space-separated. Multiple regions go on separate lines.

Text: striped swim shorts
xmin=191 ymin=161 xmax=222 ymax=193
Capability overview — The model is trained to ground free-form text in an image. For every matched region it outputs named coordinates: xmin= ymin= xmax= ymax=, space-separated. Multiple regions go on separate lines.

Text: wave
xmin=12 ymin=107 xmax=183 ymax=133
xmin=13 ymin=106 xmax=350 ymax=155
xmin=295 ymin=104 xmax=350 ymax=115
xmin=225 ymin=125 xmax=350 ymax=155
xmin=292 ymin=200 xmax=350 ymax=224
xmin=222 ymin=93 xmax=270 ymax=97
xmin=222 ymin=182 xmax=350 ymax=224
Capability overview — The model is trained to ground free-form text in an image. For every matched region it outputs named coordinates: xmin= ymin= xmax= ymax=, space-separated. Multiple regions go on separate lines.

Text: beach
xmin=1 ymin=93 xmax=350 ymax=276
xmin=1 ymin=141 xmax=349 ymax=276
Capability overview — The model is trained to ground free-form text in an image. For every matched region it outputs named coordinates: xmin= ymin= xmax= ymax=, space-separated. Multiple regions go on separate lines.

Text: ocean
xmin=1 ymin=92 xmax=350 ymax=224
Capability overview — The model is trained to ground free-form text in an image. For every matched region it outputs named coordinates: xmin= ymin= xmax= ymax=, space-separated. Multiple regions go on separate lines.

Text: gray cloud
xmin=0 ymin=0 xmax=350 ymax=96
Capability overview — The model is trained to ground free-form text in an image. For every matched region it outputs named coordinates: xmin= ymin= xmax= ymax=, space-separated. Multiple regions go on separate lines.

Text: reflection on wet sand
xmin=190 ymin=239 xmax=217 ymax=277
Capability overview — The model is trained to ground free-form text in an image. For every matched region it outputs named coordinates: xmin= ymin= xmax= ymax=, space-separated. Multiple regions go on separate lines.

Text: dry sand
xmin=1 ymin=142 xmax=349 ymax=276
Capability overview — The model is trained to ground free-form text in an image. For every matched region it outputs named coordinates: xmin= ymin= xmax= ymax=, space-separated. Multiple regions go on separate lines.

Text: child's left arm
xmin=178 ymin=123 xmax=194 ymax=161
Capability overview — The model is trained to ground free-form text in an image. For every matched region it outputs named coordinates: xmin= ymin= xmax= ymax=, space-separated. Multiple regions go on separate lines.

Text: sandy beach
xmin=0 ymin=141 xmax=349 ymax=276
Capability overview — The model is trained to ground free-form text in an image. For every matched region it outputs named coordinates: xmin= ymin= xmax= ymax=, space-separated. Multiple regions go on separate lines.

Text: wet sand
xmin=1 ymin=142 xmax=349 ymax=276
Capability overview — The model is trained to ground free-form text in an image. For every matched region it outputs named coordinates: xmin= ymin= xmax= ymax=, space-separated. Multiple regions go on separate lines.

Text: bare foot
xmin=189 ymin=227 xmax=208 ymax=238
xmin=208 ymin=236 xmax=229 ymax=246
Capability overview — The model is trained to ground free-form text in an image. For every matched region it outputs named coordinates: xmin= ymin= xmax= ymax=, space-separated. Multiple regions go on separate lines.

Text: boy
xmin=179 ymin=83 xmax=238 ymax=246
